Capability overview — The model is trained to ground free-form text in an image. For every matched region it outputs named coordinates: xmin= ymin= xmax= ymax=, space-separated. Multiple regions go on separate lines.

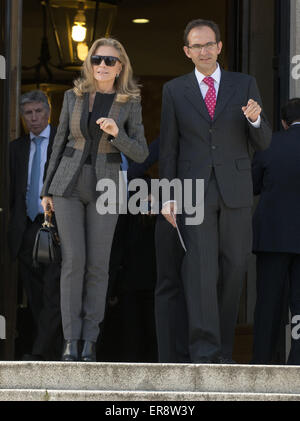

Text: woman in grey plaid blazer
xmin=41 ymin=38 xmax=149 ymax=362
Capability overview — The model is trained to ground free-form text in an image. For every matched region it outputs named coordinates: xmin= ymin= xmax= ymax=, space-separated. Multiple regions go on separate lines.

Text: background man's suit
xmin=9 ymin=125 xmax=62 ymax=359
xmin=252 ymin=124 xmax=300 ymax=364
xmin=159 ymin=69 xmax=271 ymax=362
xmin=126 ymin=136 xmax=189 ymax=363
xmin=130 ymin=137 xmax=190 ymax=363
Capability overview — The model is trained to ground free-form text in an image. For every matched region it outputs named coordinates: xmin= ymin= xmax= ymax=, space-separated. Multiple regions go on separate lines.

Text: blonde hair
xmin=73 ymin=38 xmax=140 ymax=102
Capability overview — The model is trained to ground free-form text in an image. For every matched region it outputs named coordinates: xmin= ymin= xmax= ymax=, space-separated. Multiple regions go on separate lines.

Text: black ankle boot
xmin=61 ymin=340 xmax=79 ymax=361
xmin=81 ymin=341 xmax=96 ymax=362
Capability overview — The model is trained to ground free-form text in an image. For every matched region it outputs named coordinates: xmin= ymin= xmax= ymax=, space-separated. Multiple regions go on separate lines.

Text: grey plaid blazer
xmin=41 ymin=89 xmax=149 ymax=198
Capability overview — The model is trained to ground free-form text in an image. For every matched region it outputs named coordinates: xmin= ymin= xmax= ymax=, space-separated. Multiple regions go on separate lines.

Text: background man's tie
xmin=203 ymin=76 xmax=216 ymax=120
xmin=120 ymin=152 xmax=129 ymax=172
xmin=27 ymin=136 xmax=43 ymax=221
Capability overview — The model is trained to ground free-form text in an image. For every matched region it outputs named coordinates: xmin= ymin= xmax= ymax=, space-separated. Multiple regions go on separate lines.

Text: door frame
xmin=273 ymin=0 xmax=291 ymax=131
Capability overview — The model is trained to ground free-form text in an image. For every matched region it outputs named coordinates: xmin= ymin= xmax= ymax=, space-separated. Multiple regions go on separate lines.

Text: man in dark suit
xmin=158 ymin=19 xmax=271 ymax=364
xmin=251 ymin=98 xmax=300 ymax=365
xmin=120 ymin=137 xmax=189 ymax=363
xmin=129 ymin=137 xmax=189 ymax=363
xmin=8 ymin=90 xmax=62 ymax=360
xmin=131 ymin=137 xmax=190 ymax=363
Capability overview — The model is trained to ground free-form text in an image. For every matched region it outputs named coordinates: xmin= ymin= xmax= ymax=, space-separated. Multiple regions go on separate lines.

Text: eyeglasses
xmin=91 ymin=55 xmax=121 ymax=66
xmin=187 ymin=42 xmax=217 ymax=52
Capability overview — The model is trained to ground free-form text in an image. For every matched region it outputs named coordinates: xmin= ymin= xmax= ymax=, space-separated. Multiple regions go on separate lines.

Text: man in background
xmin=8 ymin=90 xmax=62 ymax=360
xmin=252 ymin=98 xmax=300 ymax=365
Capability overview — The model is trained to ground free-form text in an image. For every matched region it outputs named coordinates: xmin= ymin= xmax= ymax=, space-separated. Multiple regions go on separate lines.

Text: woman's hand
xmin=96 ymin=117 xmax=119 ymax=137
xmin=41 ymin=196 xmax=54 ymax=212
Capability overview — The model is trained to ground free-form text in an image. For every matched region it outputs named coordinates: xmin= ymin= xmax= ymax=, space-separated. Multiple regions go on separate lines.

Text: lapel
xmin=21 ymin=134 xmax=31 ymax=195
xmin=43 ymin=125 xmax=57 ymax=181
xmin=213 ymin=69 xmax=236 ymax=122
xmin=71 ymin=91 xmax=124 ymax=154
xmin=184 ymin=69 xmax=236 ymax=124
xmin=98 ymin=94 xmax=124 ymax=153
xmin=80 ymin=92 xmax=92 ymax=144
xmin=184 ymin=72 xmax=211 ymax=124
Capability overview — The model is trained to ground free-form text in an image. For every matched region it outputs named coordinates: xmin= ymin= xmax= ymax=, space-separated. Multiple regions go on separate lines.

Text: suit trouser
xmin=181 ymin=174 xmax=252 ymax=361
xmin=53 ymin=164 xmax=118 ymax=342
xmin=18 ymin=215 xmax=62 ymax=359
xmin=154 ymin=215 xmax=190 ymax=363
xmin=118 ymin=291 xmax=158 ymax=363
xmin=18 ymin=215 xmax=45 ymax=324
xmin=252 ymin=252 xmax=300 ymax=365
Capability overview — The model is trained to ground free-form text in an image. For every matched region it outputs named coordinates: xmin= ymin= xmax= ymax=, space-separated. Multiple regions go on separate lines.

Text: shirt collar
xmin=195 ymin=63 xmax=221 ymax=86
xmin=30 ymin=124 xmax=50 ymax=141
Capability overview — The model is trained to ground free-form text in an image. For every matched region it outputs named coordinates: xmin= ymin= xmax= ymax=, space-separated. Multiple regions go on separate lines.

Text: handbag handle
xmin=43 ymin=203 xmax=54 ymax=228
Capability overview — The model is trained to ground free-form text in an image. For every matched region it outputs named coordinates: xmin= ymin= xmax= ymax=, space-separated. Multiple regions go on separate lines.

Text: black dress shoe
xmin=61 ymin=340 xmax=79 ymax=362
xmin=81 ymin=341 xmax=96 ymax=362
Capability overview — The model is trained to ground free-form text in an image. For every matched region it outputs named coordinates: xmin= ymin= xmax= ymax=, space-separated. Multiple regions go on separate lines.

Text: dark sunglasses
xmin=91 ymin=55 xmax=121 ymax=67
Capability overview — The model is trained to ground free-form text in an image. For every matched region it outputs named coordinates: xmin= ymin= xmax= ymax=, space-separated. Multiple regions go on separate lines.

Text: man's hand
xmin=161 ymin=201 xmax=177 ymax=228
xmin=242 ymin=99 xmax=262 ymax=122
xmin=96 ymin=117 xmax=119 ymax=137
xmin=41 ymin=196 xmax=54 ymax=212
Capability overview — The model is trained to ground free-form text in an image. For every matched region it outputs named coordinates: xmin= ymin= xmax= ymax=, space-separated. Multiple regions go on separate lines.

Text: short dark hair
xmin=281 ymin=98 xmax=300 ymax=126
xmin=184 ymin=19 xmax=221 ymax=46
xmin=20 ymin=90 xmax=50 ymax=114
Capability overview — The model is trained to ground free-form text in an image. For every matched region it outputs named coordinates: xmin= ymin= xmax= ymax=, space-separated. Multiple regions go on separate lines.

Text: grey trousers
xmin=181 ymin=173 xmax=252 ymax=361
xmin=53 ymin=165 xmax=118 ymax=342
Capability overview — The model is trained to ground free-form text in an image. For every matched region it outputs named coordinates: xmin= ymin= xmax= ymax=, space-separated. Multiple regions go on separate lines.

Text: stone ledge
xmin=1 ymin=389 xmax=300 ymax=401
xmin=1 ymin=362 xmax=300 ymax=395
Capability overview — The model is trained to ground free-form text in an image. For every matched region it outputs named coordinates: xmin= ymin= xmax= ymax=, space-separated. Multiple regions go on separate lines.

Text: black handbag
xmin=32 ymin=205 xmax=61 ymax=267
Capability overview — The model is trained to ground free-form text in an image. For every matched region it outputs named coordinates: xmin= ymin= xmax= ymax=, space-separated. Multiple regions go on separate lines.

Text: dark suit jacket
xmin=252 ymin=124 xmax=300 ymax=253
xmin=8 ymin=125 xmax=57 ymax=260
xmin=159 ymin=69 xmax=272 ymax=208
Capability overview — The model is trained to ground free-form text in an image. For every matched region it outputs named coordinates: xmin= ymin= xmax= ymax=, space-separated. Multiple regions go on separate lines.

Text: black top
xmin=86 ymin=92 xmax=115 ymax=165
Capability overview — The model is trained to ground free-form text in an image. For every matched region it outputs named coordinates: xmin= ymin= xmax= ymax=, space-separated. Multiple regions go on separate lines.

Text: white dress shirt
xmin=27 ymin=124 xmax=50 ymax=215
xmin=195 ymin=63 xmax=221 ymax=98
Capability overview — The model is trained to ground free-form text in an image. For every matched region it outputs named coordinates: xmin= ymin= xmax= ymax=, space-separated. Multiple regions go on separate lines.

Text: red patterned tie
xmin=203 ymin=76 xmax=216 ymax=120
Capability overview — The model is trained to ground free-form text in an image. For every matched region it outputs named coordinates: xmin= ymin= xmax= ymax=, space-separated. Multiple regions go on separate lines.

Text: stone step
xmin=1 ymin=389 xmax=300 ymax=401
xmin=1 ymin=362 xmax=300 ymax=398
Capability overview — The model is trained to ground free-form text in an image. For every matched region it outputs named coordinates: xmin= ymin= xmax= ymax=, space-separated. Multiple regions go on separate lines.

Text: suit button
xmin=211 ymin=145 xmax=216 ymax=150
xmin=209 ymin=129 xmax=213 ymax=133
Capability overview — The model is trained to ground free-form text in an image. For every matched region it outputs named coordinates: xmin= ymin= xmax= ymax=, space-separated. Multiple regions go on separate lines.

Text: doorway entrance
xmin=1 ymin=0 xmax=288 ymax=362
